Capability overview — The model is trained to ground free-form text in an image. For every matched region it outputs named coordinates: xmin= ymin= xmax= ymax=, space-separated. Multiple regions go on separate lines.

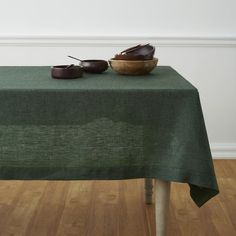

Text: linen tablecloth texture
xmin=0 ymin=66 xmax=219 ymax=207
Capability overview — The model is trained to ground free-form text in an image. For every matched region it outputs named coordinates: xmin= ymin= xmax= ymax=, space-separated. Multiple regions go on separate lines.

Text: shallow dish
xmin=51 ymin=65 xmax=83 ymax=79
xmin=114 ymin=54 xmax=153 ymax=61
xmin=114 ymin=44 xmax=155 ymax=60
xmin=109 ymin=58 xmax=158 ymax=75
xmin=81 ymin=60 xmax=108 ymax=73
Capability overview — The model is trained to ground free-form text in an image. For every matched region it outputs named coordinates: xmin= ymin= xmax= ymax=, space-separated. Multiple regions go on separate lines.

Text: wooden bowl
xmin=51 ymin=65 xmax=83 ymax=79
xmin=109 ymin=58 xmax=158 ymax=75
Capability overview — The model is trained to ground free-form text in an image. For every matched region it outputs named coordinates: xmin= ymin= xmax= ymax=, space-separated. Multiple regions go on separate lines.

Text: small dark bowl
xmin=51 ymin=65 xmax=83 ymax=79
xmin=81 ymin=60 xmax=108 ymax=73
xmin=114 ymin=44 xmax=155 ymax=60
xmin=114 ymin=54 xmax=153 ymax=60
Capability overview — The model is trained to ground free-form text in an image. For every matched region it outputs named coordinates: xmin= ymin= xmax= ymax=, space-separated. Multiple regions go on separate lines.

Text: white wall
xmin=0 ymin=0 xmax=236 ymax=158
xmin=1 ymin=0 xmax=236 ymax=37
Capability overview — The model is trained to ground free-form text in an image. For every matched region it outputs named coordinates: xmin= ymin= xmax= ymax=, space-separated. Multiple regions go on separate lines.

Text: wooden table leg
xmin=145 ymin=178 xmax=153 ymax=204
xmin=155 ymin=179 xmax=171 ymax=236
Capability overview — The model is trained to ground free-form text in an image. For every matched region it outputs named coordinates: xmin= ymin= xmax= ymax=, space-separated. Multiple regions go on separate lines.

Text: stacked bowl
xmin=109 ymin=44 xmax=158 ymax=75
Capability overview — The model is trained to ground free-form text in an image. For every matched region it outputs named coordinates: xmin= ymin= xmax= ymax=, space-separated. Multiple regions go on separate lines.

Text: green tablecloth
xmin=0 ymin=66 xmax=219 ymax=207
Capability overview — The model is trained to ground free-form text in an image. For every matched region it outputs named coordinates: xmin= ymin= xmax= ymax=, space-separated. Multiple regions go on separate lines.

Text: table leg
xmin=155 ymin=179 xmax=171 ymax=236
xmin=145 ymin=178 xmax=153 ymax=204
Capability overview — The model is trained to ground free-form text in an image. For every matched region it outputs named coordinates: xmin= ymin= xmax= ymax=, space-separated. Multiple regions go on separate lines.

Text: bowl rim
xmin=51 ymin=65 xmax=83 ymax=69
xmin=82 ymin=59 xmax=108 ymax=63
xmin=109 ymin=58 xmax=158 ymax=63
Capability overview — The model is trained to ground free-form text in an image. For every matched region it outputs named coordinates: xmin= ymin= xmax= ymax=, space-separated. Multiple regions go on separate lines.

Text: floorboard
xmin=0 ymin=160 xmax=235 ymax=236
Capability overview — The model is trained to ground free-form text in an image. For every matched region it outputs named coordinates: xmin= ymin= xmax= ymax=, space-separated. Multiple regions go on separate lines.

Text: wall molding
xmin=0 ymin=35 xmax=236 ymax=47
xmin=211 ymin=143 xmax=236 ymax=159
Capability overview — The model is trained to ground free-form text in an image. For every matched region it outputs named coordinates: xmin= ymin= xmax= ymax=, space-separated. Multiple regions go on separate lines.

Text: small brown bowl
xmin=114 ymin=54 xmax=153 ymax=60
xmin=114 ymin=44 xmax=155 ymax=60
xmin=109 ymin=58 xmax=158 ymax=75
xmin=51 ymin=65 xmax=83 ymax=79
xmin=81 ymin=60 xmax=108 ymax=73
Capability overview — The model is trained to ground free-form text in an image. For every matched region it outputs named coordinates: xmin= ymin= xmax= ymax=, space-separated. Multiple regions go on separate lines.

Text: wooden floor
xmin=0 ymin=160 xmax=235 ymax=236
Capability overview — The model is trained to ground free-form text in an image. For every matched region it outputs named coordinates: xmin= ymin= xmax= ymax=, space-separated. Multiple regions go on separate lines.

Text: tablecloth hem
xmin=0 ymin=166 xmax=219 ymax=207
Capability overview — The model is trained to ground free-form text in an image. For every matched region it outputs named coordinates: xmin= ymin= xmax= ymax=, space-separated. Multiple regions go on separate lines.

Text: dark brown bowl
xmin=114 ymin=44 xmax=155 ymax=60
xmin=81 ymin=60 xmax=108 ymax=73
xmin=120 ymin=44 xmax=142 ymax=54
xmin=114 ymin=54 xmax=153 ymax=60
xmin=51 ymin=65 xmax=83 ymax=79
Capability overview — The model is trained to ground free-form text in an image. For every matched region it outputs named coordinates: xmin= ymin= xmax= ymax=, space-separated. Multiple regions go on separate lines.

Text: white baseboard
xmin=211 ymin=143 xmax=236 ymax=159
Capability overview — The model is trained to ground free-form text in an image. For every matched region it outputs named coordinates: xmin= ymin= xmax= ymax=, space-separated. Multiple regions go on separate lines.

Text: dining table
xmin=0 ymin=66 xmax=219 ymax=236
